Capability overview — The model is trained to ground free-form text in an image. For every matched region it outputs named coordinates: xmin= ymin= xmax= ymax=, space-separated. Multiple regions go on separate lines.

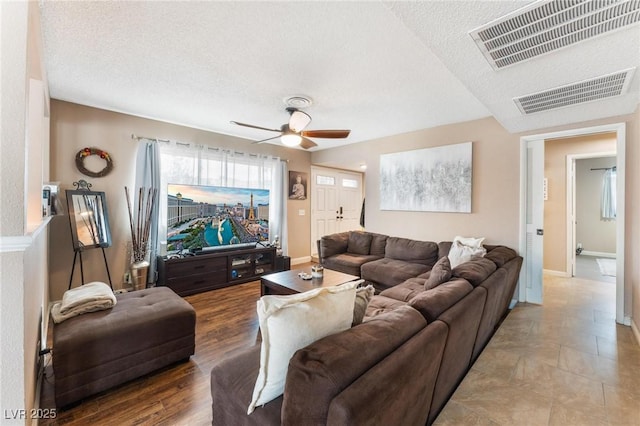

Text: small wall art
xmin=289 ymin=171 xmax=308 ymax=200
xmin=380 ymin=141 xmax=472 ymax=213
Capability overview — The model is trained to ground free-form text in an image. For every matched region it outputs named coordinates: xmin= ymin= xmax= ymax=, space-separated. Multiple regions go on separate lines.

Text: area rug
xmin=596 ymin=258 xmax=616 ymax=277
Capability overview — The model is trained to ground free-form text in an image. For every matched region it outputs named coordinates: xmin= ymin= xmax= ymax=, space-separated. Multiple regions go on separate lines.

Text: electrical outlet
xmin=124 ymin=272 xmax=132 ymax=284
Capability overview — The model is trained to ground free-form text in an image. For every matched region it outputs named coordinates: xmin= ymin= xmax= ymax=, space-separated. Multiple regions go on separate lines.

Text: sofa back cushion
xmin=320 ymin=232 xmax=349 ymax=259
xmin=282 ymin=305 xmax=427 ymax=424
xmin=484 ymin=246 xmax=517 ymax=267
xmin=408 ymin=279 xmax=473 ymax=322
xmin=369 ymin=233 xmax=389 ymax=256
xmin=385 ymin=237 xmax=438 ymax=266
xmin=347 ymin=231 xmax=373 ymax=255
xmin=451 ymin=258 xmax=497 ymax=287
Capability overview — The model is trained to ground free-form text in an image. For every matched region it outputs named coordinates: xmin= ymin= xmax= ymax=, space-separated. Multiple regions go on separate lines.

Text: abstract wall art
xmin=380 ymin=141 xmax=472 ymax=213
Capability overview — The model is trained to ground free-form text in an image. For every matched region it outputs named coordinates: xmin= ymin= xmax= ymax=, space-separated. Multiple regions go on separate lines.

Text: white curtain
xmin=134 ymin=139 xmax=161 ymax=283
xmin=157 ymin=141 xmax=287 ymax=253
xmin=601 ymin=168 xmax=616 ymax=221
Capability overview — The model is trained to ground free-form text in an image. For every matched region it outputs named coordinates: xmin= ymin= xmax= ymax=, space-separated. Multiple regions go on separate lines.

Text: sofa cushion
xmin=379 ymin=279 xmax=425 ymax=302
xmin=361 ymin=258 xmax=431 ymax=290
xmin=211 ymin=345 xmax=283 ymax=425
xmin=249 ymin=281 xmax=358 ymax=413
xmin=347 ymin=232 xmax=372 ymax=255
xmin=320 ymin=232 xmax=349 ymax=260
xmin=385 ymin=237 xmax=439 ymax=266
xmin=282 ymin=305 xmax=428 ymax=425
xmin=353 ymin=285 xmax=375 ymax=326
xmin=369 ymin=233 xmax=389 ymax=256
xmin=484 ymin=246 xmax=517 ymax=267
xmin=424 ymin=256 xmax=452 ymax=290
xmin=408 ymin=278 xmax=473 ymax=322
xmin=451 ymin=258 xmax=497 ymax=287
xmin=364 ymin=295 xmax=407 ymax=318
xmin=323 ymin=253 xmax=381 ymax=277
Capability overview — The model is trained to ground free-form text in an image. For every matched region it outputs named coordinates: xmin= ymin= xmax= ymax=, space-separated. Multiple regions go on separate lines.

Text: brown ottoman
xmin=53 ymin=286 xmax=196 ymax=408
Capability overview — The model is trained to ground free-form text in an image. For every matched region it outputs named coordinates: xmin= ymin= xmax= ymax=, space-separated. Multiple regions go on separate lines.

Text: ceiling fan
xmin=231 ymin=108 xmax=351 ymax=149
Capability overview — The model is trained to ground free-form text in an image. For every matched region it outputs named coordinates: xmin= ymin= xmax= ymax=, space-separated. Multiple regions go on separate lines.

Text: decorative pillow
xmin=424 ymin=256 xmax=452 ymax=290
xmin=448 ymin=236 xmax=486 ymax=268
xmin=352 ymin=284 xmax=375 ymax=326
xmin=347 ymin=232 xmax=372 ymax=255
xmin=248 ymin=281 xmax=359 ymax=413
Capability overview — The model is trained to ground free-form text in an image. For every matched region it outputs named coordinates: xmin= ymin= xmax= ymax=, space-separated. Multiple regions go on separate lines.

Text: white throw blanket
xmin=51 ymin=281 xmax=116 ymax=323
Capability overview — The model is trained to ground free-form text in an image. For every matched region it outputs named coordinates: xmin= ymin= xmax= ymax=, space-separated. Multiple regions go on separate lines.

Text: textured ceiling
xmin=40 ymin=1 xmax=640 ymax=152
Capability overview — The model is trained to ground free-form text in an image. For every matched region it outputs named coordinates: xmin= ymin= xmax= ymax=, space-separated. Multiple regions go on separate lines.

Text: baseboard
xmin=291 ymin=256 xmax=312 ymax=265
xmin=543 ymin=269 xmax=569 ymax=277
xmin=580 ymin=251 xmax=616 ymax=258
xmin=631 ymin=318 xmax=640 ymax=346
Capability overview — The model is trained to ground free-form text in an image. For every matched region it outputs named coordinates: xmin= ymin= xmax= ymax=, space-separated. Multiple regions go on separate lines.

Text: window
xmin=316 ymin=175 xmax=335 ymax=185
xmin=342 ymin=178 xmax=358 ymax=188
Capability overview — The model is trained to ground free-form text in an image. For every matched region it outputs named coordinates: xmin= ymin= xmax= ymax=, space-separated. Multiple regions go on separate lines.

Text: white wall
xmin=0 ymin=2 xmax=51 ymax=424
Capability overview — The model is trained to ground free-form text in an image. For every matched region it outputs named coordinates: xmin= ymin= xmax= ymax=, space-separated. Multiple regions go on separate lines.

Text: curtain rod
xmin=130 ymin=133 xmax=288 ymax=162
xmin=131 ymin=133 xmax=170 ymax=142
xmin=590 ymin=166 xmax=616 ymax=171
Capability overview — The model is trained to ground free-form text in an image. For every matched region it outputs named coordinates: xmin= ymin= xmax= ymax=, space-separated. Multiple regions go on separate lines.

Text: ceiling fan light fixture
xmin=281 ymin=133 xmax=302 ymax=147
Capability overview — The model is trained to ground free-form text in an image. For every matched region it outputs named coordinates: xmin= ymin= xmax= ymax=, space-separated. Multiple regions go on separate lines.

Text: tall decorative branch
xmin=125 ymin=186 xmax=157 ymax=263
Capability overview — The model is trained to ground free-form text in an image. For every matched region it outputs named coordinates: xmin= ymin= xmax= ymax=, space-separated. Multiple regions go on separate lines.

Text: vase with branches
xmin=125 ymin=186 xmax=157 ymax=290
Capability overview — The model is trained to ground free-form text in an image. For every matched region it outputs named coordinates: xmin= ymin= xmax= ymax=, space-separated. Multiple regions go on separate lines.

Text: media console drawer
xmin=165 ymin=256 xmax=227 ymax=277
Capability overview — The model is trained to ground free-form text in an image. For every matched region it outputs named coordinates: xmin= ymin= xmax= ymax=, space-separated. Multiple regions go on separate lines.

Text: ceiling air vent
xmin=514 ymin=68 xmax=635 ymax=114
xmin=470 ymin=0 xmax=640 ymax=70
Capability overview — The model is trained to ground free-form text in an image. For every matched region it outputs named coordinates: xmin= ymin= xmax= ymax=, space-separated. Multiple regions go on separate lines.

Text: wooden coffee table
xmin=260 ymin=268 xmax=360 ymax=296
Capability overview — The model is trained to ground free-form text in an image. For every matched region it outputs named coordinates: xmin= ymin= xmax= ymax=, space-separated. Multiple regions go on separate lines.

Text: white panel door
xmin=311 ymin=167 xmax=363 ymax=256
xmin=525 ymin=139 xmax=544 ymax=304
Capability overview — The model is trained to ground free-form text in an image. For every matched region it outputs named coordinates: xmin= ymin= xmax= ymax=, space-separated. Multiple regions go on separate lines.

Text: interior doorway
xmin=568 ymin=154 xmax=617 ymax=283
xmin=520 ymin=123 xmax=627 ymax=325
xmin=310 ymin=166 xmax=364 ymax=258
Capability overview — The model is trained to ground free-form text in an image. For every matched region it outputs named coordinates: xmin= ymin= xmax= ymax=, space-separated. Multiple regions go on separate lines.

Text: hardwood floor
xmin=40 ymin=280 xmax=264 ymax=425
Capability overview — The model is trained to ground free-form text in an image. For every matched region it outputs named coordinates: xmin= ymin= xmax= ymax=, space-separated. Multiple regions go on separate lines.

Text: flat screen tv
xmin=167 ymin=183 xmax=270 ymax=254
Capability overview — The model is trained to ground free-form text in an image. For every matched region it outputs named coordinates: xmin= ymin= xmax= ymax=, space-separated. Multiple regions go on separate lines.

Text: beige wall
xmin=543 ymin=133 xmax=616 ymax=272
xmin=313 ymin=116 xmax=521 ymax=248
xmin=576 ymin=157 xmax=617 ymax=255
xmin=48 ymin=100 xmax=313 ymax=301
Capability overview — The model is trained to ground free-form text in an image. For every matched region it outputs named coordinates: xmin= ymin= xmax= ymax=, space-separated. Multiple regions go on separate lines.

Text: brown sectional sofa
xmin=211 ymin=231 xmax=522 ymax=425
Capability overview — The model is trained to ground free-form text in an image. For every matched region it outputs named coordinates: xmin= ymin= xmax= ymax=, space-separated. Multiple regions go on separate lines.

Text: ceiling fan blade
xmin=301 ymin=129 xmax=351 ymax=139
xmin=299 ymin=137 xmax=318 ymax=150
xmin=288 ymin=110 xmax=312 ymax=132
xmin=230 ymin=121 xmax=280 ymax=133
xmin=253 ymin=135 xmax=282 ymax=144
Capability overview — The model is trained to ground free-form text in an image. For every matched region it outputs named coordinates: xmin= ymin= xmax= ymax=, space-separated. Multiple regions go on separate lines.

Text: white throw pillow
xmin=448 ymin=236 xmax=486 ymax=268
xmin=248 ymin=280 xmax=359 ymax=414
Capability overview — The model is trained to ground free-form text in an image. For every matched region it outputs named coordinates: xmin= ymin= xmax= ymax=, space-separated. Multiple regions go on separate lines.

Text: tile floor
xmin=435 ymin=273 xmax=640 ymax=425
xmin=575 ymin=255 xmax=616 ymax=284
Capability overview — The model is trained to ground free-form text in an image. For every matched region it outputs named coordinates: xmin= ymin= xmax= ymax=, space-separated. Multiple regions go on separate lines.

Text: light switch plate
xmin=298 ymin=209 xmax=305 ymax=216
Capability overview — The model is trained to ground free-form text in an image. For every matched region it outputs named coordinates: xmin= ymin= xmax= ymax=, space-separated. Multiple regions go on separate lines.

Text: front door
xmin=310 ymin=166 xmax=364 ymax=257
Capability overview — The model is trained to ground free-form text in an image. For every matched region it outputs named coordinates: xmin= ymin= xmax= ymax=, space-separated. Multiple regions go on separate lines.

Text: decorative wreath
xmin=75 ymin=147 xmax=113 ymax=178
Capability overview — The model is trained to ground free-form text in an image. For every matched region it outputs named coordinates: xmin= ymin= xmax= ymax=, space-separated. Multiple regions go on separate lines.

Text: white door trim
xmin=520 ymin=122 xmax=627 ymax=325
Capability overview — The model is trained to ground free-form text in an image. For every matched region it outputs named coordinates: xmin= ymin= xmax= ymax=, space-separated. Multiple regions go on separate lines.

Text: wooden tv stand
xmin=157 ymin=246 xmax=280 ymax=296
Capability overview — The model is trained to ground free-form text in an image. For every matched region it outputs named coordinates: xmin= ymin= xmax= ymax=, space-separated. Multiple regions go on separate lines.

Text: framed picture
xmin=289 ymin=171 xmax=308 ymax=200
xmin=380 ymin=141 xmax=472 ymax=213
xmin=65 ymin=189 xmax=112 ymax=250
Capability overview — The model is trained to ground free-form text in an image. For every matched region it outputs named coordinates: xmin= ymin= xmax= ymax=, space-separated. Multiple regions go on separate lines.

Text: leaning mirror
xmin=66 ymin=189 xmax=112 ymax=250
